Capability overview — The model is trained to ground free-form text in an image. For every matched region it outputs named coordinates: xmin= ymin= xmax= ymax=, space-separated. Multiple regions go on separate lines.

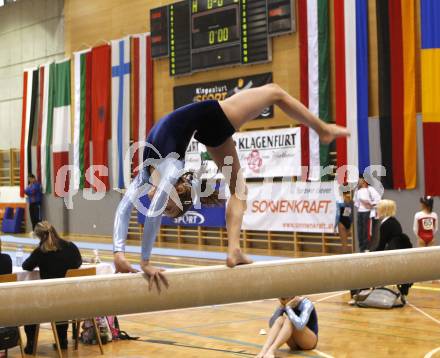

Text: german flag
xmin=376 ymin=0 xmax=417 ymax=190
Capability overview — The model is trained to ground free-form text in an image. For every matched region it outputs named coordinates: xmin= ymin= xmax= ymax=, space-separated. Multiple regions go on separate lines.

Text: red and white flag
xmin=131 ymin=33 xmax=154 ymax=174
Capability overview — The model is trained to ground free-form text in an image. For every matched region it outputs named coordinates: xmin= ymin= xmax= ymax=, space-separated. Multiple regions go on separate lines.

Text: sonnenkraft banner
xmin=173 ymin=72 xmax=273 ymax=119
xmin=242 ymin=181 xmax=338 ymax=233
xmin=185 ymin=127 xmax=302 ymax=178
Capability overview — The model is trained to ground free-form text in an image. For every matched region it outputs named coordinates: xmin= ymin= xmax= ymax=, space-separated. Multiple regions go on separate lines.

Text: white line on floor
xmin=313 ymin=349 xmax=335 ymax=358
xmin=424 ymin=346 xmax=440 ymax=358
xmin=408 ymin=302 xmax=440 ymax=326
xmin=314 ymin=291 xmax=346 ymax=303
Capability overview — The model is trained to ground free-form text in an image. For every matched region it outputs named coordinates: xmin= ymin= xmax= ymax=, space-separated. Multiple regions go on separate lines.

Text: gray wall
xmin=41 ymin=190 xmax=122 ymax=236
xmin=0 ymin=0 xmax=64 ymax=150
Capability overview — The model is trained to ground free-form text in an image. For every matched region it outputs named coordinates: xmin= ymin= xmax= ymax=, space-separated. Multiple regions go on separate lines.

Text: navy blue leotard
xmin=114 ymin=100 xmax=235 ymax=260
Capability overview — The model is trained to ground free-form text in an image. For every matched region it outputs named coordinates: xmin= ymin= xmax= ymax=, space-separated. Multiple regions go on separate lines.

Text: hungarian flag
xmin=131 ymin=33 xmax=154 ymax=175
xmin=38 ymin=63 xmax=55 ymax=194
xmin=73 ymin=49 xmax=92 ymax=190
xmin=19 ymin=68 xmax=39 ymax=197
xmin=91 ymin=44 xmax=111 ymax=192
xmin=297 ymin=0 xmax=331 ymax=181
xmin=52 ymin=59 xmax=71 ymax=197
xmin=421 ymin=0 xmax=440 ymax=195
xmin=376 ymin=0 xmax=417 ymax=190
xmin=111 ymin=37 xmax=131 ymax=189
xmin=334 ymin=0 xmax=370 ymax=178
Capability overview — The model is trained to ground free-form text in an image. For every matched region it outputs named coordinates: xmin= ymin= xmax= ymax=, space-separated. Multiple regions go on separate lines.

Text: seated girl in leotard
xmin=113 ymin=84 xmax=349 ymax=291
xmin=413 ymin=196 xmax=438 ymax=247
xmin=256 ymin=296 xmax=318 ymax=358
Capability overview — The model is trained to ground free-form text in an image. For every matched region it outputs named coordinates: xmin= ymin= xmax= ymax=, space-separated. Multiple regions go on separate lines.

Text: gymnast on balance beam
xmin=113 ymin=83 xmax=350 ymax=291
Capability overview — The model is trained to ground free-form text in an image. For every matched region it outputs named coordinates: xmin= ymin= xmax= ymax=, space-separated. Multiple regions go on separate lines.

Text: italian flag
xmin=73 ymin=49 xmax=92 ymax=190
xmin=298 ymin=0 xmax=331 ymax=181
xmin=52 ymin=59 xmax=71 ymax=196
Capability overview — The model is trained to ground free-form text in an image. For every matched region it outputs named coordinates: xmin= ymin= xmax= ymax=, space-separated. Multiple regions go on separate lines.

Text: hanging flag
xmin=73 ymin=49 xmax=92 ymax=191
xmin=111 ymin=37 xmax=131 ymax=189
xmin=41 ymin=63 xmax=56 ymax=194
xmin=421 ymin=0 xmax=440 ymax=195
xmin=91 ymin=44 xmax=111 ymax=192
xmin=36 ymin=67 xmax=44 ymax=183
xmin=19 ymin=68 xmax=38 ymax=197
xmin=334 ymin=0 xmax=369 ymax=178
xmin=376 ymin=0 xmax=417 ymax=190
xmin=131 ymin=33 xmax=154 ymax=174
xmin=297 ymin=0 xmax=331 ymax=181
xmin=52 ymin=59 xmax=71 ymax=196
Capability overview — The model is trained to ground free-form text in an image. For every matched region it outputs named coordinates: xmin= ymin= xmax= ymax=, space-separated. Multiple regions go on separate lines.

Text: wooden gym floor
xmin=7 ymin=282 xmax=440 ymax=358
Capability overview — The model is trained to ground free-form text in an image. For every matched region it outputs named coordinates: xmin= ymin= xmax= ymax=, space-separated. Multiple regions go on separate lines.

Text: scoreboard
xmin=150 ymin=0 xmax=295 ymax=76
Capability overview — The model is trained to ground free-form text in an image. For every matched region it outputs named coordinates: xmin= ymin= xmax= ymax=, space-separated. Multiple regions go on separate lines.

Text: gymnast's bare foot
xmin=226 ymin=248 xmax=253 ymax=268
xmin=255 ymin=352 xmax=265 ymax=358
xmin=319 ymin=123 xmax=350 ymax=145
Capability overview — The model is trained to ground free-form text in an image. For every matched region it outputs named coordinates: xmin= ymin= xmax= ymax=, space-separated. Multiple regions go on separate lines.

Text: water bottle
xmin=16 ymin=245 xmax=24 ymax=266
xmin=93 ymin=249 xmax=101 ymax=264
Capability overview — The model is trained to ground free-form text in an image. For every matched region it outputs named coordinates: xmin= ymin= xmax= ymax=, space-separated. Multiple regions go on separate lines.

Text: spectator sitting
xmin=256 ymin=297 xmax=318 ymax=358
xmin=0 ymin=239 xmax=12 ymax=275
xmin=373 ymin=199 xmax=413 ymax=301
xmin=22 ymin=221 xmax=82 ymax=354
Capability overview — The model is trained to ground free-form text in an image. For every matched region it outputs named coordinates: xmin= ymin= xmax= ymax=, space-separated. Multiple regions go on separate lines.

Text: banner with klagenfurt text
xmin=184 ymin=127 xmax=301 ymax=178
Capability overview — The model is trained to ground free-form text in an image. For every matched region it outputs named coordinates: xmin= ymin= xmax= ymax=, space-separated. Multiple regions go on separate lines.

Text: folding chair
xmin=66 ymin=267 xmax=104 ymax=355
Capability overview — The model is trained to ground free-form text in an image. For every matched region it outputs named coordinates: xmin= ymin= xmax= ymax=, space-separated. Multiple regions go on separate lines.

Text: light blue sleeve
xmin=269 ymin=306 xmax=285 ymax=327
xmin=141 ymin=159 xmax=183 ymax=261
xmin=285 ymin=298 xmax=314 ymax=330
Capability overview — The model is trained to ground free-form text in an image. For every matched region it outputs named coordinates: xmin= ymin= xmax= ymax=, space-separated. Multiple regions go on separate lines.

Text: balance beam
xmin=1 ymin=247 xmax=440 ymax=326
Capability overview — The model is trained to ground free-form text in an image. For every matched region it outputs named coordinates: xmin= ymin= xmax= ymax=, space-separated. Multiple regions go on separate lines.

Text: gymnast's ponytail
xmin=34 ymin=221 xmax=63 ymax=253
xmin=174 ymin=172 xmax=224 ymax=218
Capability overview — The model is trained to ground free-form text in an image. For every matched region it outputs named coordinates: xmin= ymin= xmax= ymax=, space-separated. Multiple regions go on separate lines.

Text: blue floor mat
xmin=0 ymin=235 xmax=288 ymax=262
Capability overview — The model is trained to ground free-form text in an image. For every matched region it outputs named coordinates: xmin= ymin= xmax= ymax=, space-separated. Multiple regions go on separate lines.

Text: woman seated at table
xmin=22 ymin=221 xmax=82 ymax=354
xmin=256 ymin=296 xmax=318 ymax=358
xmin=0 ymin=239 xmax=12 ymax=275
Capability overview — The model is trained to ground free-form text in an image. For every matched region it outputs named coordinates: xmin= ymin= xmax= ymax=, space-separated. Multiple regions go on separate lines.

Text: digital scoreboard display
xmin=150 ymin=0 xmax=294 ymax=76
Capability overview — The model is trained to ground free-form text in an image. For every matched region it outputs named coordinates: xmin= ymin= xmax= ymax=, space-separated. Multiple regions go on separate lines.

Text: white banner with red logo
xmin=242 ymin=181 xmax=338 ymax=233
xmin=185 ymin=127 xmax=301 ymax=178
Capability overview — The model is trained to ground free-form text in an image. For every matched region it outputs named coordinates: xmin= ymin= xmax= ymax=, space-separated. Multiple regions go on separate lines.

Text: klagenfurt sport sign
xmin=242 ymin=181 xmax=338 ymax=233
xmin=184 ymin=127 xmax=301 ymax=178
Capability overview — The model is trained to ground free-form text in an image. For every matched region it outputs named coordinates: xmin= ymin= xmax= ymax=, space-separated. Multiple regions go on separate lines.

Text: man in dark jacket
xmin=24 ymin=174 xmax=42 ymax=230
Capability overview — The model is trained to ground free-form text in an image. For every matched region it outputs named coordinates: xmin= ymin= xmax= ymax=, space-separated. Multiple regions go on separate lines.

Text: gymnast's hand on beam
xmin=114 ymin=252 xmax=139 ymax=273
xmin=140 ymin=260 xmax=169 ymax=294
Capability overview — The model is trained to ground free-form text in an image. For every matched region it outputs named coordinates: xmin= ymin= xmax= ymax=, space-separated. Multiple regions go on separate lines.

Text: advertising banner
xmin=173 ymin=72 xmax=273 ymax=119
xmin=242 ymin=181 xmax=338 ymax=233
xmin=185 ymin=127 xmax=301 ymax=178
xmin=137 ymin=195 xmax=226 ymax=228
